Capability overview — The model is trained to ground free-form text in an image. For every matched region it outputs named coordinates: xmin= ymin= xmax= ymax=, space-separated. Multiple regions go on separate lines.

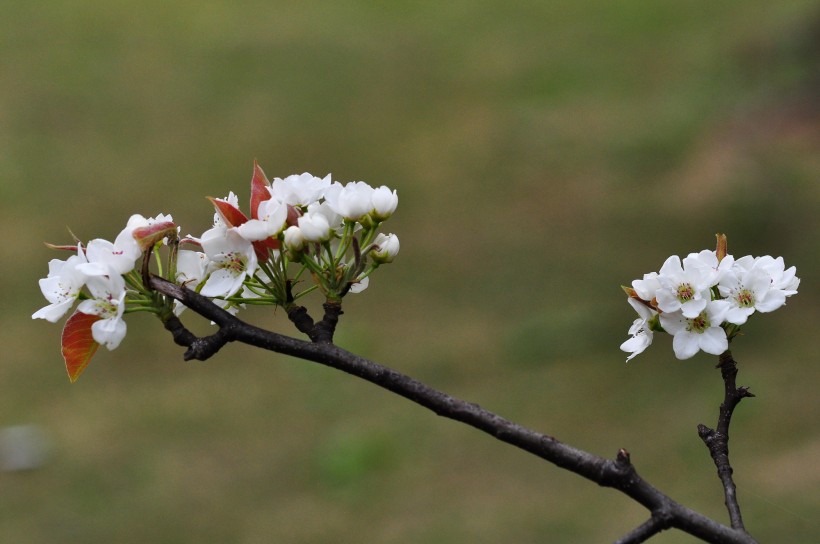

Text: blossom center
xmin=686 ymin=311 xmax=710 ymax=334
xmin=221 ymin=252 xmax=247 ymax=274
xmin=676 ymin=283 xmax=695 ymax=302
xmin=735 ymin=288 xmax=755 ymax=308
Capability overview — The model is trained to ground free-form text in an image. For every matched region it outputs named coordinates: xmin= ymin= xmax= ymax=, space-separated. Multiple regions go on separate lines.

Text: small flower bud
xmin=283 ymin=226 xmax=305 ymax=252
xmin=371 ymin=186 xmax=398 ymax=222
xmin=297 ymin=212 xmax=331 ymax=243
xmin=372 ymin=233 xmax=400 ymax=263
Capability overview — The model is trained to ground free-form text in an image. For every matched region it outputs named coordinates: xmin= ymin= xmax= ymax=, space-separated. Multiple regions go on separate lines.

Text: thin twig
xmin=698 ymin=350 xmax=755 ymax=532
xmin=148 ymin=275 xmax=758 ymax=544
xmin=614 ymin=513 xmax=670 ymax=544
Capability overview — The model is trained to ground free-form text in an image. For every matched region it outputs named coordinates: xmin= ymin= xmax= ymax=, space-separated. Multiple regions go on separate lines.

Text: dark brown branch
xmin=284 ymin=280 xmax=343 ymax=343
xmin=698 ymin=350 xmax=755 ymax=532
xmin=614 ymin=512 xmax=671 ymax=544
xmin=148 ymin=275 xmax=757 ymax=544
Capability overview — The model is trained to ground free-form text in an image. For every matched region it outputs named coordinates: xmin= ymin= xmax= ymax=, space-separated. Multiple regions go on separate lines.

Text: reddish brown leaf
xmin=61 ymin=311 xmax=102 ymax=382
xmin=252 ymin=238 xmax=280 ymax=261
xmin=208 ymin=197 xmax=249 ymax=228
xmin=250 ymin=160 xmax=271 ymax=220
xmin=132 ymin=221 xmax=177 ymax=251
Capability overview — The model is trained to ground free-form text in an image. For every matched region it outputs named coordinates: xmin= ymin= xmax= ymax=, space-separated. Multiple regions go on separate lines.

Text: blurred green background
xmin=2 ymin=1 xmax=818 ymax=542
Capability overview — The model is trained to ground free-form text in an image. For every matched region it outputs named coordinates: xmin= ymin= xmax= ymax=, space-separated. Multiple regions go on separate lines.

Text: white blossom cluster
xmin=32 ymin=214 xmax=175 ymax=350
xmin=621 ymin=244 xmax=799 ymax=361
xmin=178 ymin=170 xmax=399 ymax=311
xmin=32 ymin=164 xmax=399 ymax=380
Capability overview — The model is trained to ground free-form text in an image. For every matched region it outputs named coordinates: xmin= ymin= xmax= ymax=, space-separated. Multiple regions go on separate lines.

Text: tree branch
xmin=149 ymin=275 xmax=758 ymax=544
xmin=698 ymin=350 xmax=755 ymax=532
xmin=614 ymin=512 xmax=670 ymax=544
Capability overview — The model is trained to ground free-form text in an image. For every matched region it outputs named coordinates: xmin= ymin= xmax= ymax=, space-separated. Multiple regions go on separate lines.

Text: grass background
xmin=2 ymin=1 xmax=819 ymax=542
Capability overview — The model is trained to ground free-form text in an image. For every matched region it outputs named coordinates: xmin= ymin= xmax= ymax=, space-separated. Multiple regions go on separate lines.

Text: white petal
xmin=755 ymin=290 xmax=786 ymax=313
xmin=680 ymin=297 xmax=707 ymax=319
xmin=698 ymin=327 xmax=728 ymax=356
xmin=236 ymin=219 xmax=274 ymax=242
xmin=659 ymin=311 xmax=686 ymax=335
xmin=32 ymin=300 xmax=75 ymax=322
xmin=672 ymin=332 xmax=700 ymax=360
xmin=91 ymin=317 xmax=127 ymax=350
xmin=724 ymin=306 xmax=753 ymax=325
xmin=200 ymin=269 xmax=242 ymax=298
xmin=348 ymin=275 xmax=370 ymax=294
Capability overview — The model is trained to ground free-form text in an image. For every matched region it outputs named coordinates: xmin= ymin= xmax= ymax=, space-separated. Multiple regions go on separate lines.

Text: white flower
xmin=176 ymin=250 xmax=208 ymax=287
xmin=371 ymin=233 xmax=400 ymax=263
xmin=32 ymin=249 xmax=89 ymax=323
xmin=236 ymin=198 xmax=289 ymax=241
xmin=718 ymin=256 xmax=796 ymax=325
xmin=297 ymin=210 xmax=332 ymax=243
xmin=173 ymin=250 xmax=209 ymax=316
xmin=659 ymin=300 xmax=730 ymax=360
xmin=76 ymin=214 xmax=173 ymax=278
xmin=371 ymin=186 xmax=398 ymax=221
xmin=283 ymin=226 xmax=305 ymax=252
xmin=620 ymin=297 xmax=656 ymax=362
xmin=655 ymin=255 xmax=716 ymax=319
xmin=199 ymin=227 xmax=258 ymax=298
xmin=631 ymin=272 xmax=662 ymax=302
xmin=78 ymin=237 xmax=139 ymax=277
xmin=77 ymin=273 xmax=128 ymax=350
xmin=743 ymin=255 xmax=800 ymax=295
xmin=324 ymin=181 xmax=375 ymax=221
xmin=269 ymin=173 xmax=332 ymax=207
xmin=683 ymin=249 xmax=734 ymax=285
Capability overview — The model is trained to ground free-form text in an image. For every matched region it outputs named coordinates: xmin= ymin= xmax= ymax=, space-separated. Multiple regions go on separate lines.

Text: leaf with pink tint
xmin=208 ymin=197 xmax=249 ymax=228
xmin=132 ymin=221 xmax=177 ymax=251
xmin=250 ymin=160 xmax=271 ymax=220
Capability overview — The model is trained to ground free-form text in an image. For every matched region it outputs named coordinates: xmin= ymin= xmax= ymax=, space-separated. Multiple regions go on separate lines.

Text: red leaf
xmin=61 ymin=311 xmax=102 ymax=382
xmin=250 ymin=160 xmax=271 ymax=220
xmin=208 ymin=197 xmax=249 ymax=228
xmin=132 ymin=221 xmax=177 ymax=251
xmin=252 ymin=238 xmax=280 ymax=261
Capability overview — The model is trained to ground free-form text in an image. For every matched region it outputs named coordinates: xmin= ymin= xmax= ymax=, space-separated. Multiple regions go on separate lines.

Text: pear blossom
xmin=371 ymin=233 xmax=400 ymax=263
xmin=175 ymin=249 xmax=208 ymax=288
xmin=324 ymin=181 xmax=375 ymax=221
xmin=718 ymin=258 xmax=795 ymax=325
xmin=655 ymin=255 xmax=715 ymax=318
xmin=199 ymin=226 xmax=258 ymax=298
xmin=269 ymin=173 xmax=332 ymax=207
xmin=371 ymin=186 xmax=398 ymax=221
xmin=659 ymin=301 xmax=731 ymax=360
xmin=236 ymin=197 xmax=289 ymax=242
xmin=32 ymin=249 xmax=89 ymax=322
xmin=733 ymin=255 xmax=800 ymax=295
xmin=683 ymin=249 xmax=734 ymax=286
xmin=78 ymin=238 xmax=140 ymax=277
xmin=631 ymin=272 xmax=662 ymax=302
xmin=297 ymin=210 xmax=332 ymax=243
xmin=77 ymin=273 xmax=128 ymax=350
xmin=620 ymin=298 xmax=657 ymax=362
xmin=283 ymin=225 xmax=306 ymax=253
